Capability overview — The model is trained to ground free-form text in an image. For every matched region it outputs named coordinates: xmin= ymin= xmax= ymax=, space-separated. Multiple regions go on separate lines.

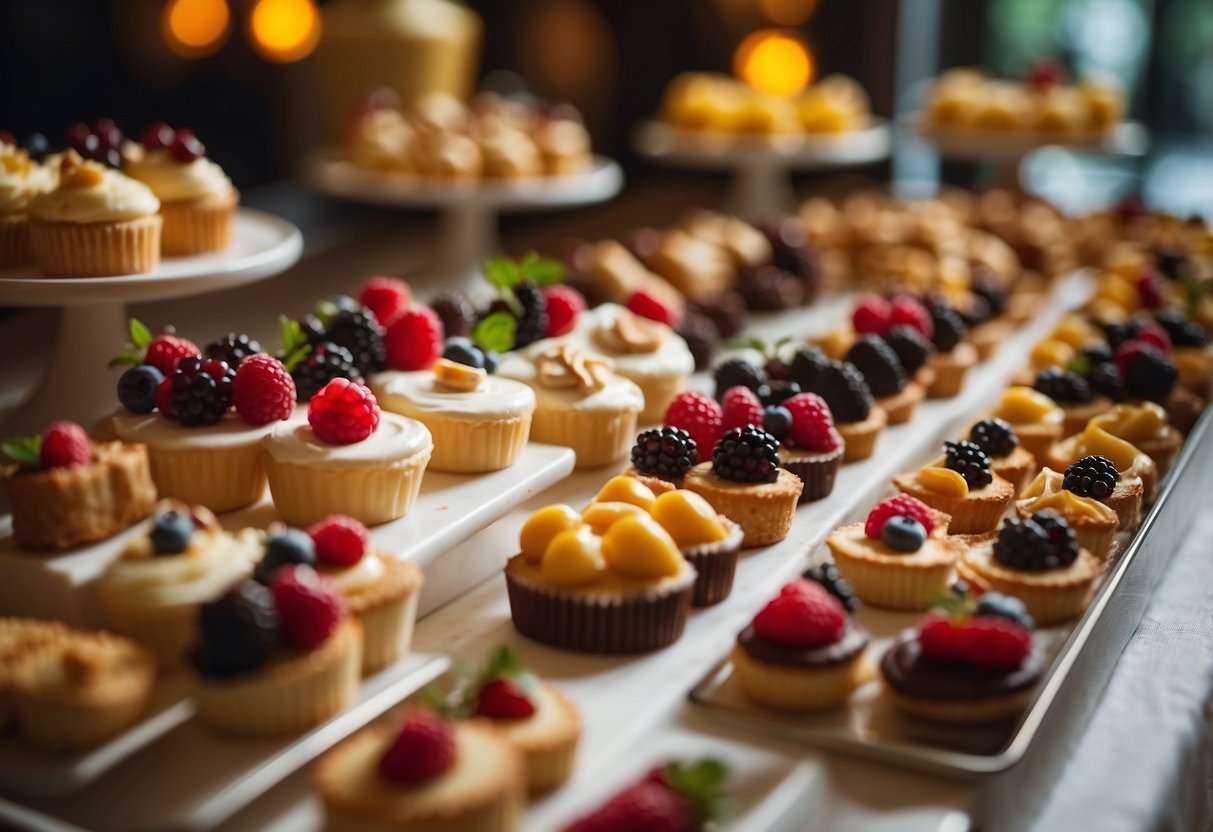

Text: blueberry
xmin=881 ymin=515 xmax=926 ymax=552
xmin=150 ymin=509 xmax=194 ymax=555
xmin=254 ymin=529 xmax=316 ymax=584
xmin=24 ymin=132 xmax=52 ymax=162
xmin=117 ymin=364 xmax=164 ymax=414
xmin=762 ymin=405 xmax=792 ymax=441
xmin=442 ymin=337 xmax=485 ymax=369
xmin=761 ymin=380 xmax=801 ymax=406
xmin=483 ymin=350 xmax=500 ymax=374
xmin=975 ymin=592 xmax=1035 ymax=629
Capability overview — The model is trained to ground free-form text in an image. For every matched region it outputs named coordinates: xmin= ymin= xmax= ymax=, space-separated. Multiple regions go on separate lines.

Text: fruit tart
xmin=1015 ymin=467 xmax=1120 ymax=559
xmin=990 ymin=386 xmax=1065 ymax=462
xmin=733 ymin=578 xmax=872 ymax=711
xmin=1047 ymin=414 xmax=1165 ymax=503
xmin=2 ymin=420 xmax=155 ymax=551
xmin=845 ymin=334 xmax=925 ymax=425
xmin=827 ymin=496 xmax=961 ymax=610
xmin=1085 ymin=401 xmax=1182 ymax=478
xmin=561 ymin=758 xmax=729 ymax=832
xmin=923 ymin=298 xmax=978 ymax=398
xmin=626 ymin=426 xmax=701 ymax=495
xmin=1049 ymin=428 xmax=1149 ymax=528
xmin=1118 ymin=335 xmax=1201 ymax=433
xmin=1034 ymin=366 xmax=1113 ymax=437
xmin=802 ymin=359 xmax=887 ymax=462
xmin=967 ymin=417 xmax=1037 ymax=496
xmin=893 ymin=441 xmax=1015 ymax=534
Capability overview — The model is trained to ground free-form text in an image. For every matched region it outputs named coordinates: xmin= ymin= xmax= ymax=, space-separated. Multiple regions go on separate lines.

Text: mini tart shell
xmin=683 ymin=463 xmax=803 ymax=548
xmin=327 ymin=557 xmax=424 ymax=675
xmin=158 ymin=190 xmax=238 ymax=256
xmin=826 ymin=514 xmax=961 ymax=611
xmin=883 ymin=686 xmax=1034 ymax=725
xmin=1160 ymin=386 xmax=1205 ymax=436
xmin=778 ymin=444 xmax=843 ymax=503
xmin=0 ymin=213 xmax=32 ymax=267
xmin=192 ymin=617 xmax=362 ymax=738
xmin=681 ymin=517 xmax=745 ymax=606
xmin=1013 ymin=499 xmax=1118 ymax=560
xmin=968 ymin=318 xmax=1015 ymax=361
xmin=877 ymin=381 xmax=926 ymax=426
xmin=491 ymin=683 xmax=581 ymax=794
xmin=925 ymin=342 xmax=978 ymax=398
xmin=956 ymin=538 xmax=1101 ymax=625
xmin=1058 ymin=396 xmax=1114 ymax=438
xmin=29 ymin=214 xmax=162 ymax=277
xmin=1005 ymin=413 xmax=1063 ymax=463
xmin=731 ymin=641 xmax=874 ymax=712
xmin=989 ymin=445 xmax=1037 ymax=497
xmin=1045 ymin=441 xmax=1160 ymax=505
xmin=529 ymin=406 xmax=639 ymax=470
xmin=1122 ymin=426 xmax=1183 ymax=479
xmin=892 ymin=470 xmax=1015 ymax=535
xmin=504 ymin=555 xmax=696 ymax=654
xmin=837 ymin=406 xmax=887 ymax=463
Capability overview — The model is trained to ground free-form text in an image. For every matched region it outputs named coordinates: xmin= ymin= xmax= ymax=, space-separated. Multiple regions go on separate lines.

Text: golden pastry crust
xmin=878 ymin=382 xmax=925 ymax=426
xmin=926 ymin=342 xmax=978 ymax=398
xmin=957 ymin=539 xmax=1100 ymax=625
xmin=884 ymin=686 xmax=1033 ymax=724
xmin=990 ymin=445 xmax=1037 ymax=497
xmin=334 ymin=555 xmax=424 ymax=618
xmin=732 ymin=643 xmax=874 ymax=711
xmin=892 ymin=469 xmax=1014 ymax=535
xmin=623 ymin=469 xmax=678 ymax=496
xmin=492 ymin=683 xmax=581 ymax=794
xmin=683 ymin=463 xmax=803 ymax=547
xmin=837 ymin=405 xmax=888 ymax=462
xmin=826 ymin=513 xmax=961 ymax=611
xmin=1058 ymin=396 xmax=1114 ymax=438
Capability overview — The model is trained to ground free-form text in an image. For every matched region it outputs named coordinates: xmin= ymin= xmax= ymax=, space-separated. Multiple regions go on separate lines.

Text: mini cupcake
xmin=989 ymin=386 xmax=1065 ymax=462
xmin=967 ymin=417 xmax=1036 ymax=496
xmin=189 ymin=568 xmax=362 ymax=737
xmin=804 ymin=360 xmax=886 ymax=462
xmin=1015 ymin=468 xmax=1120 ymax=559
xmin=845 ymin=335 xmax=924 ymax=425
xmin=923 ymin=299 xmax=978 ymax=398
xmin=264 ymin=379 xmax=433 ymax=526
xmin=958 ymin=513 xmax=1100 ymax=625
xmin=28 ymin=150 xmax=161 ymax=277
xmin=124 ymin=125 xmax=238 ymax=255
xmin=533 ymin=116 xmax=591 ymax=176
xmin=1087 ymin=402 xmax=1182 ymax=478
xmin=733 ymin=578 xmax=872 ymax=711
xmin=1034 ymin=366 xmax=1113 ymax=437
xmin=684 ymin=427 xmax=804 ymax=547
xmin=893 ymin=442 xmax=1015 ymax=535
xmin=0 ymin=141 xmax=46 ymax=266
xmin=827 ymin=496 xmax=961 ymax=610
xmin=1047 ymin=419 xmax=1162 ymax=504
xmin=626 ymin=426 xmax=700 ymax=495
xmin=0 ymin=618 xmax=68 ymax=732
xmin=370 ymin=358 xmax=535 ymax=473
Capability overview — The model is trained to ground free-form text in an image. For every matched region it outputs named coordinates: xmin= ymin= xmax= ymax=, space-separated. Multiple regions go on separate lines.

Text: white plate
xmin=633 ymin=118 xmax=892 ymax=170
xmin=903 ymin=115 xmax=1149 ymax=163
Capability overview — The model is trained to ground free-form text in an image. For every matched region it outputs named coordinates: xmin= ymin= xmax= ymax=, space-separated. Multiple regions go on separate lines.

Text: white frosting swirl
xmin=0 ymin=145 xmax=43 ymax=215
xmin=369 ymin=370 xmax=536 ymax=420
xmin=112 ymin=410 xmax=281 ymax=450
xmin=265 ymin=411 xmax=432 ymax=469
xmin=496 ymin=350 xmax=645 ymax=413
xmin=125 ymin=149 xmax=234 ymax=202
xmin=325 ymin=552 xmax=386 ymax=594
xmin=565 ymin=304 xmax=694 ymax=379
xmin=99 ymin=528 xmax=260 ymax=609
xmin=30 ymin=163 xmax=159 ymax=224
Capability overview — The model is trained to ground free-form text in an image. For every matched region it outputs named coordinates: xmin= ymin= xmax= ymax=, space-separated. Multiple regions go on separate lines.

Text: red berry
xmin=783 ymin=392 xmax=840 ymax=452
xmin=233 ymin=354 xmax=296 ymax=425
xmin=1135 ymin=322 xmax=1171 ymax=353
xmin=308 ymin=378 xmax=380 ymax=445
xmin=563 ymin=780 xmax=692 ymax=832
xmin=308 ymin=515 xmax=370 ymax=567
xmin=358 ymin=276 xmax=411 ymax=326
xmin=1027 ymin=58 xmax=1068 ymax=89
xmin=0 ymin=130 xmax=14 ymax=147
xmin=663 ymin=391 xmax=723 ymax=460
xmin=474 ymin=677 xmax=536 ymax=719
xmin=140 ymin=122 xmax=175 ymax=150
xmin=752 ymin=579 xmax=846 ymax=649
xmin=270 ymin=565 xmax=346 ymax=649
xmin=1135 ymin=270 xmax=1164 ymax=310
xmin=63 ymin=122 xmax=90 ymax=151
xmin=1114 ymin=338 xmax=1170 ymax=375
xmin=890 ymin=296 xmax=934 ymax=340
xmin=378 ymin=710 xmax=457 ymax=785
xmin=384 ymin=306 xmax=444 ymax=371
xmin=543 ymin=284 xmax=587 ymax=337
xmin=864 ymin=495 xmax=935 ymax=539
xmin=155 ymin=377 xmax=176 ymax=416
xmin=39 ymin=421 xmax=91 ymax=470
xmin=144 ymin=334 xmax=200 ymax=377
xmin=918 ymin=614 xmax=967 ymax=663
xmin=626 ymin=289 xmax=679 ymax=328
xmin=852 ymin=294 xmax=892 ymax=335
xmin=721 ymin=385 xmax=764 ymax=433
xmin=962 ymin=616 xmax=1032 ymax=671
xmin=169 ymin=128 xmax=205 ymax=163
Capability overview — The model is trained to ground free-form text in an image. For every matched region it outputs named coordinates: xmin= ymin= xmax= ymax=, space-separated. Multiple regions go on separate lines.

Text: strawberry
xmin=864 ymin=495 xmax=935 ymax=539
xmin=783 ymin=392 xmax=839 ymax=452
xmin=663 ymin=391 xmax=723 ymax=460
xmin=543 ymin=285 xmax=587 ymax=337
xmin=38 ymin=421 xmax=91 ymax=469
xmin=269 ymin=565 xmax=346 ymax=649
xmin=474 ymin=678 xmax=536 ymax=719
xmin=851 ymin=294 xmax=892 ymax=335
xmin=751 ymin=579 xmax=846 ymax=649
xmin=627 ymin=289 xmax=680 ymax=328
xmin=564 ymin=759 xmax=729 ymax=832
xmin=384 ymin=305 xmax=444 ymax=371
xmin=378 ymin=709 xmax=456 ymax=785
xmin=889 ymin=296 xmax=934 ymax=341
xmin=919 ymin=613 xmax=1030 ymax=672
xmin=358 ymin=276 xmax=411 ymax=325
xmin=721 ymin=386 xmax=764 ymax=433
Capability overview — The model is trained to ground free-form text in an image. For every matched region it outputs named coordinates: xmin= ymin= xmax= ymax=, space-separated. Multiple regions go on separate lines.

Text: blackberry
xmin=992 ymin=517 xmax=1059 ymax=571
xmin=882 ymin=325 xmax=934 ymax=374
xmin=204 ymin=332 xmax=262 ymax=368
xmin=761 ymin=380 xmax=802 ymax=406
xmin=1088 ymin=363 xmax=1125 ymax=401
xmin=1079 ymin=342 xmax=1114 ymax=368
xmin=844 ymin=336 xmax=907 ymax=397
xmin=1035 ymin=366 xmax=1092 ymax=403
xmin=788 ymin=346 xmax=827 ymax=389
xmin=513 ymin=280 xmax=548 ymax=348
xmin=190 ymin=581 xmax=281 ymax=678
xmin=630 ymin=427 xmax=700 ymax=479
xmin=811 ymin=361 xmax=873 ymax=423
xmin=928 ymin=300 xmax=967 ymax=352
xmin=970 ymin=268 xmax=1008 ymax=318
xmin=738 ymin=264 xmax=804 ymax=311
xmin=166 ymin=356 xmax=235 ymax=427
xmin=711 ymin=426 xmax=780 ymax=484
xmin=1104 ymin=319 xmax=1142 ymax=350
xmin=944 ymin=440 xmax=992 ymax=489
xmin=759 ymin=218 xmax=823 ymax=303
xmin=713 ymin=358 xmax=766 ymax=401
xmin=430 ymin=292 xmax=478 ymax=339
xmin=676 ymin=310 xmax=718 ymax=371
xmin=1154 ymin=247 xmax=1185 ymax=281
xmin=1030 ymin=510 xmax=1079 ymax=567
xmin=688 ymin=290 xmax=746 ymax=339
xmin=803 ymin=562 xmax=861 ymax=612
xmin=975 ymin=592 xmax=1034 ymax=630
xmin=290 ymin=341 xmax=363 ymax=401
xmin=323 ymin=307 xmax=386 ymax=375
xmin=968 ymin=418 xmax=1018 ymax=458
xmin=1123 ymin=348 xmax=1178 ymax=401
xmin=1063 ymin=455 xmax=1119 ymax=500
xmin=1157 ymin=309 xmax=1208 ymax=348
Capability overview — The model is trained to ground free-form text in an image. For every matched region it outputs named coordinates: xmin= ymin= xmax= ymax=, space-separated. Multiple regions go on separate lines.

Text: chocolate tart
xmin=732 ymin=619 xmax=872 ymax=711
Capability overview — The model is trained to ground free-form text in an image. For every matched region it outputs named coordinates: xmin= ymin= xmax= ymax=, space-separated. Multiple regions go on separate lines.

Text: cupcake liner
xmin=829 ymin=550 xmax=954 ymax=611
xmin=14 ymin=689 xmax=151 ymax=752
xmin=421 ymin=413 xmax=531 ymax=474
xmin=30 ymin=215 xmax=161 ymax=277
xmin=529 ymin=407 xmax=638 ymax=469
xmin=878 ymin=382 xmax=925 ymax=426
xmin=265 ymin=447 xmax=431 ymax=527
xmin=99 ymin=600 xmax=198 ymax=670
xmin=355 ymin=587 xmax=419 ymax=675
xmin=838 ymin=407 xmax=887 ymax=463
xmin=0 ymin=213 xmax=32 ymax=267
xmin=956 ymin=558 xmax=1094 ymax=626
xmin=146 ymin=441 xmax=266 ymax=514
xmin=681 ymin=519 xmax=744 ymax=607
xmin=629 ymin=374 xmax=685 ymax=424
xmin=159 ymin=191 xmax=238 ymax=256
xmin=780 ymin=446 xmax=842 ymax=503
xmin=683 ymin=468 xmax=802 ymax=548
xmin=731 ymin=645 xmax=871 ymax=711
xmin=925 ymin=345 xmax=976 ymax=399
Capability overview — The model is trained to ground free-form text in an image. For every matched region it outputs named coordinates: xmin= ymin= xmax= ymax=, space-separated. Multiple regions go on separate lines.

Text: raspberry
xmin=918 ymin=615 xmax=968 ymax=664
xmin=308 ymin=378 xmax=380 ymax=445
xmin=721 ymin=385 xmax=764 ymax=433
xmin=865 ymin=495 xmax=934 ymax=539
xmin=384 ymin=306 xmax=444 ymax=371
xmin=852 ymin=294 xmax=892 ymax=335
xmin=663 ymin=391 xmax=723 ymax=461
xmin=564 ymin=779 xmax=691 ymax=832
xmin=269 ymin=565 xmax=346 ymax=649
xmin=626 ymin=288 xmax=679 ymax=328
xmin=783 ymin=392 xmax=840 ymax=452
xmin=232 ymin=354 xmax=296 ymax=425
xmin=1134 ymin=322 xmax=1172 ymax=353
xmin=752 ymin=579 xmax=846 ymax=648
xmin=378 ymin=710 xmax=457 ymax=785
xmin=39 ymin=421 xmax=91 ymax=470
xmin=1027 ymin=58 xmax=1067 ymax=89
xmin=308 ymin=514 xmax=370 ymax=567
xmin=961 ymin=617 xmax=1032 ymax=672
xmin=1113 ymin=338 xmax=1150 ymax=374
xmin=890 ymin=296 xmax=934 ymax=341
xmin=145 ymin=334 xmax=199 ymax=377
xmin=155 ymin=376 xmax=175 ymax=415
xmin=1135 ymin=270 xmax=1164 ymax=310
xmin=542 ymin=285 xmax=586 ymax=337
xmin=474 ymin=678 xmax=536 ymax=718
xmin=358 ymin=275 xmax=411 ymax=325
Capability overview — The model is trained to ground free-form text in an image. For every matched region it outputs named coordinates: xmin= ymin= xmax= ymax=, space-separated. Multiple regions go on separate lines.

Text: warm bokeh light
xmin=162 ymin=0 xmax=230 ymax=58
xmin=734 ymin=30 xmax=815 ymax=97
xmin=248 ymin=0 xmax=321 ymax=63
xmin=759 ymin=0 xmax=818 ymax=26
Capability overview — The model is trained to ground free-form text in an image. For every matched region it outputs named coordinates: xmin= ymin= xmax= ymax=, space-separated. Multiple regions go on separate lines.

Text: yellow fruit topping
xmin=1173 ymin=348 xmax=1212 ymax=386
xmin=540 ymin=527 xmax=606 ymax=587
xmin=581 ymin=501 xmax=647 ymax=534
xmin=1021 ymin=469 xmax=1118 ymax=522
xmin=1086 ymin=298 xmax=1128 ymax=325
xmin=650 ymin=490 xmax=729 ymax=547
xmin=1093 ymin=274 xmax=1139 ymax=312
xmin=433 ymin=358 xmax=485 ymax=392
xmin=594 ymin=475 xmax=656 ymax=510
xmin=918 ymin=466 xmax=970 ymax=497
xmin=1073 ymin=424 xmax=1140 ymax=470
xmin=601 ymin=514 xmax=684 ymax=579
xmin=519 ymin=504 xmax=582 ymax=564
xmin=1030 ymin=339 xmax=1075 ymax=370
xmin=1052 ymin=315 xmax=1103 ymax=349
xmin=995 ymin=387 xmax=1060 ymax=424
xmin=816 ymin=327 xmax=855 ymax=360
xmin=1090 ymin=403 xmax=1169 ymax=444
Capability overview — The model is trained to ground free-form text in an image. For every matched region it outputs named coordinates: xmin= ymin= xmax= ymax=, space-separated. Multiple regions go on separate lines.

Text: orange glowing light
xmin=248 ymin=0 xmax=321 ymax=63
xmin=759 ymin=0 xmax=818 ymax=26
xmin=163 ymin=0 xmax=230 ymax=58
xmin=733 ymin=30 xmax=814 ymax=97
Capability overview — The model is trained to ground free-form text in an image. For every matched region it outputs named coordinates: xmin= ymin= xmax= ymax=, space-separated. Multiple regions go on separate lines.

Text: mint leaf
xmin=129 ymin=318 xmax=152 ymax=350
xmin=279 ymin=316 xmax=311 ymax=372
xmin=483 ymin=255 xmax=520 ymax=291
xmin=666 ymin=759 xmax=731 ymax=824
xmin=517 ymin=251 xmax=564 ymax=288
xmin=1065 ymin=355 xmax=1091 ymax=377
xmin=107 ymin=349 xmax=144 ymax=369
xmin=473 ymin=312 xmax=516 ymax=354
xmin=2 ymin=435 xmax=41 ymax=467
xmin=313 ymin=298 xmax=339 ymax=328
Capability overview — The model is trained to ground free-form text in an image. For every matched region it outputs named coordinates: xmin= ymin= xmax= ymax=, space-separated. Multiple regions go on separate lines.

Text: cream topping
xmin=99 ymin=528 xmax=260 ymax=609
xmin=369 ymin=370 xmax=536 ymax=420
xmin=29 ymin=158 xmax=159 ymax=224
xmin=112 ymin=410 xmax=281 ymax=450
xmin=0 ymin=145 xmax=41 ymax=215
xmin=125 ymin=148 xmax=234 ymax=202
xmin=326 ymin=552 xmax=387 ymax=594
xmin=497 ymin=349 xmax=644 ymax=413
xmin=265 ymin=411 xmax=432 ymax=468
xmin=564 ymin=304 xmax=694 ymax=379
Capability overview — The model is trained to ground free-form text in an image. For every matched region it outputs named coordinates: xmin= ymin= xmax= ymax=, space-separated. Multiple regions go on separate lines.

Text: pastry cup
xmin=624 ymin=469 xmax=679 ymax=496
xmin=336 ymin=557 xmax=424 ymax=675
xmin=1013 ymin=500 xmax=1117 ymax=560
xmin=0 ymin=213 xmax=32 ymax=267
xmin=968 ymin=319 xmax=1015 ymax=361
xmin=146 ymin=441 xmax=267 ymax=514
xmin=1059 ymin=396 xmax=1114 ymax=438
xmin=158 ymin=190 xmax=238 ymax=256
xmin=837 ymin=406 xmax=887 ymax=463
xmin=779 ymin=445 xmax=843 ymax=502
xmin=826 ymin=514 xmax=961 ymax=611
xmin=925 ymin=343 xmax=978 ymax=398
xmin=956 ymin=540 xmax=1101 ymax=625
xmin=732 ymin=643 xmax=873 ymax=712
xmin=1009 ymin=414 xmax=1064 ymax=463
xmin=681 ymin=517 xmax=744 ymax=606
xmin=29 ymin=214 xmax=161 ymax=277
xmin=418 ymin=412 xmax=532 ymax=474
xmin=1044 ymin=441 xmax=1159 ymax=504
xmin=493 ymin=683 xmax=581 ymax=794
xmin=884 ymin=686 xmax=1034 ymax=725
xmin=1131 ymin=427 xmax=1183 ymax=479
xmin=892 ymin=470 xmax=1015 ymax=535
xmin=529 ymin=406 xmax=639 ymax=469
xmin=193 ymin=618 xmax=362 ymax=738
xmin=1103 ymin=476 xmax=1144 ymax=532
xmin=877 ymin=382 xmax=926 ymax=426
xmin=683 ymin=464 xmax=803 ymax=547
xmin=1161 ymin=386 xmax=1205 ymax=436
xmin=989 ymin=445 xmax=1037 ymax=497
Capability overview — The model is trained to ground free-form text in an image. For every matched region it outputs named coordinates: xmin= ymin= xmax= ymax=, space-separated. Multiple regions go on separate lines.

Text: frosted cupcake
xmin=0 ymin=141 xmax=46 ymax=266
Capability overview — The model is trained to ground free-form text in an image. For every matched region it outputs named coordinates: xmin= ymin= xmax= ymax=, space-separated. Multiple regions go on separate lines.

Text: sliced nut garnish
xmin=595 ymin=308 xmax=664 ymax=355
xmin=62 ymin=644 xmax=103 ymax=686
xmin=536 ymin=344 xmax=613 ymax=393
xmin=434 ymin=357 xmax=486 ymax=392
xmin=59 ymin=149 xmax=104 ymax=188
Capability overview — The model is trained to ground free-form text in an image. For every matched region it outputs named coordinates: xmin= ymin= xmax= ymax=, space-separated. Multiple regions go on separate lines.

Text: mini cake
xmin=1048 ymin=417 xmax=1164 ymax=503
xmin=1087 ymin=402 xmax=1182 ymax=478
xmin=827 ymin=496 xmax=961 ymax=610
xmin=189 ymin=568 xmax=362 ymax=737
xmin=626 ymin=426 xmax=700 ymax=495
xmin=880 ymin=590 xmax=1043 ymax=724
xmin=370 ymin=358 xmax=535 ymax=473
xmin=28 ymin=150 xmax=161 ymax=277
xmin=893 ymin=441 xmax=1015 ymax=535
xmin=958 ymin=513 xmax=1100 ymax=625
xmin=561 ymin=758 xmax=729 ymax=832
xmin=1034 ymin=366 xmax=1112 ymax=437
xmin=534 ymin=116 xmax=591 ymax=176
xmin=264 ymin=379 xmax=433 ymax=526
xmin=0 ymin=618 xmax=68 ymax=732
xmin=805 ymin=360 xmax=886 ymax=462
xmin=0 ymin=141 xmax=46 ymax=266
xmin=989 ymin=386 xmax=1065 ymax=463
xmin=125 ymin=125 xmax=238 ymax=255
xmin=1060 ymin=452 xmax=1143 ymax=533
xmin=504 ymin=499 xmax=697 ymax=654
xmin=845 ymin=335 xmax=924 ymax=425
xmin=2 ymin=420 xmax=155 ymax=551
xmin=967 ymin=417 xmax=1036 ymax=496
xmin=924 ymin=300 xmax=977 ymax=398
xmin=733 ymin=578 xmax=871 ymax=711
xmin=317 ymin=709 xmax=524 ymax=832
xmin=683 ymin=427 xmax=804 ymax=547
xmin=1048 ymin=420 xmax=1153 ymax=518
xmin=1015 ymin=468 xmax=1120 ymax=559
xmin=98 ymin=501 xmax=259 ymax=667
